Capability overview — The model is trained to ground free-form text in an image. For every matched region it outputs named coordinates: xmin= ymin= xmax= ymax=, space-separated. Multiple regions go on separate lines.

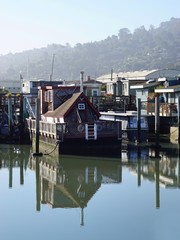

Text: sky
xmin=0 ymin=0 xmax=180 ymax=55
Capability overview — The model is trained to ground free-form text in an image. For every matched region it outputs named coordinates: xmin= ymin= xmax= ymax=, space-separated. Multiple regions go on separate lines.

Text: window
xmin=92 ymin=89 xmax=98 ymax=96
xmin=78 ymin=103 xmax=85 ymax=110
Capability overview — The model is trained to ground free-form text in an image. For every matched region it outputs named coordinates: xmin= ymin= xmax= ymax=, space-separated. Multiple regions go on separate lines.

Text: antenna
xmin=27 ymin=57 xmax=29 ymax=80
xmin=111 ymin=68 xmax=113 ymax=81
xmin=50 ymin=54 xmax=55 ymax=81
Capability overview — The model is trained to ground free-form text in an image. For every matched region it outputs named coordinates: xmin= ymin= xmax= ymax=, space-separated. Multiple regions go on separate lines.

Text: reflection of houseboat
xmin=100 ymin=111 xmax=148 ymax=142
xmin=29 ymin=154 xmax=121 ymax=225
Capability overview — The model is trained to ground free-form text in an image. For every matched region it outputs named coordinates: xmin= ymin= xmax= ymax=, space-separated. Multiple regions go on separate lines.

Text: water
xmin=0 ymin=142 xmax=180 ymax=240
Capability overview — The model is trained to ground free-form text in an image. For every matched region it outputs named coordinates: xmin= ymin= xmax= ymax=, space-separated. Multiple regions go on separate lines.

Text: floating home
xmin=100 ymin=111 xmax=149 ymax=142
xmin=27 ymin=90 xmax=121 ymax=157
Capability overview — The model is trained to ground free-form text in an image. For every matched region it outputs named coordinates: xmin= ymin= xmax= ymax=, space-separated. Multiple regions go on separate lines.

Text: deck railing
xmin=26 ymin=118 xmax=121 ymax=141
xmin=26 ymin=118 xmax=66 ymax=140
xmin=144 ymin=102 xmax=178 ymax=116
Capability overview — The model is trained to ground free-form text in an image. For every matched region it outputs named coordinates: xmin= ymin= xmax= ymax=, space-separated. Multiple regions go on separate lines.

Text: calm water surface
xmin=0 ymin=143 xmax=180 ymax=240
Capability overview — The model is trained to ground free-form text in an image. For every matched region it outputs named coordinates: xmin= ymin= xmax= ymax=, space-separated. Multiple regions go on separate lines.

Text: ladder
xmin=85 ymin=123 xmax=97 ymax=140
xmin=85 ymin=167 xmax=97 ymax=183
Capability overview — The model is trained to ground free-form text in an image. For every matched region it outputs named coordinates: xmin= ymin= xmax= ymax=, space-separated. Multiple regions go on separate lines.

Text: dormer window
xmin=78 ymin=103 xmax=85 ymax=110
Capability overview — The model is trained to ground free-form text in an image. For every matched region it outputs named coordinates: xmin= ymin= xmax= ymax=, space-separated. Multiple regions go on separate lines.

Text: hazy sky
xmin=0 ymin=0 xmax=179 ymax=55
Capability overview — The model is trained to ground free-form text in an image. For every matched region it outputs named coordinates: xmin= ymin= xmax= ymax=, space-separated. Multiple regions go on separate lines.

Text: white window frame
xmin=78 ymin=103 xmax=85 ymax=110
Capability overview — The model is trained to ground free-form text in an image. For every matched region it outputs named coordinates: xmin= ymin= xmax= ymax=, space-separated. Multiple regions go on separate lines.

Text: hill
xmin=0 ymin=17 xmax=180 ymax=81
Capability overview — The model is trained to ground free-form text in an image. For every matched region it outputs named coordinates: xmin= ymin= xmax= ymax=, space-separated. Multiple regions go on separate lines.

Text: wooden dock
xmin=0 ymin=93 xmax=27 ymax=143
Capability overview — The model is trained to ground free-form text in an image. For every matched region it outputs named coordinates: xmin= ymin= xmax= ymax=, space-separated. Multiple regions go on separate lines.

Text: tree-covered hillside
xmin=0 ymin=17 xmax=180 ymax=81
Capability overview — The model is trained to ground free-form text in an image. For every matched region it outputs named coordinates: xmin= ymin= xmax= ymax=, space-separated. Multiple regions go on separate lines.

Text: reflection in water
xmin=29 ymin=155 xmax=122 ymax=225
xmin=28 ymin=142 xmax=180 ymax=224
xmin=0 ymin=145 xmax=30 ymax=188
xmin=1 ymin=143 xmax=180 ymax=225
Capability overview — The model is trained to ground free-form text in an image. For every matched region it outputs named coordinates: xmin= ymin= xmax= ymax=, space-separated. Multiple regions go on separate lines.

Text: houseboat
xmin=99 ymin=111 xmax=149 ymax=142
xmin=27 ymin=90 xmax=121 ymax=156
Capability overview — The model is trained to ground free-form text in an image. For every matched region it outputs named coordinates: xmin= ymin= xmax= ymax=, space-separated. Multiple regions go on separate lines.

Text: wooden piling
xmin=7 ymin=96 xmax=13 ymax=138
xmin=137 ymin=98 xmax=141 ymax=143
xmin=19 ymin=95 xmax=24 ymax=143
xmin=178 ymin=96 xmax=180 ymax=143
xmin=155 ymin=95 xmax=160 ymax=157
xmin=33 ymin=97 xmax=43 ymax=156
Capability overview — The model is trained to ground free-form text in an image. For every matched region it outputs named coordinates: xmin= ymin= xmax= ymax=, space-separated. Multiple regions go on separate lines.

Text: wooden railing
xmin=145 ymin=102 xmax=178 ymax=116
xmin=26 ymin=118 xmax=66 ymax=140
xmin=26 ymin=118 xmax=121 ymax=141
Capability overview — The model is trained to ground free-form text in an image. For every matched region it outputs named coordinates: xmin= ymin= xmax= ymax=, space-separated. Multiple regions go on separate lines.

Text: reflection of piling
xmin=155 ymin=158 xmax=160 ymax=208
xmin=35 ymin=158 xmax=41 ymax=211
xmin=117 ymin=164 xmax=122 ymax=183
xmin=137 ymin=146 xmax=141 ymax=186
xmin=80 ymin=208 xmax=84 ymax=226
xmin=9 ymin=158 xmax=13 ymax=188
xmin=20 ymin=157 xmax=24 ymax=185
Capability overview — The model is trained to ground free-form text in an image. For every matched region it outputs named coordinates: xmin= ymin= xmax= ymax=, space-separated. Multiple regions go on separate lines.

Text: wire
xmin=43 ymin=140 xmax=60 ymax=155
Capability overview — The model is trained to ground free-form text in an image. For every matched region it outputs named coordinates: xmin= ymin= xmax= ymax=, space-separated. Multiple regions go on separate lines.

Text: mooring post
xmin=7 ymin=95 xmax=13 ymax=139
xmin=19 ymin=95 xmax=24 ymax=143
xmin=155 ymin=95 xmax=160 ymax=157
xmin=178 ymin=96 xmax=180 ymax=144
xmin=137 ymin=98 xmax=141 ymax=143
xmin=178 ymin=147 xmax=180 ymax=187
xmin=35 ymin=97 xmax=40 ymax=154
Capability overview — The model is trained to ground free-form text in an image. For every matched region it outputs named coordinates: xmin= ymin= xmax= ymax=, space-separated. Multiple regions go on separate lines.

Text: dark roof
xmin=44 ymin=92 xmax=100 ymax=118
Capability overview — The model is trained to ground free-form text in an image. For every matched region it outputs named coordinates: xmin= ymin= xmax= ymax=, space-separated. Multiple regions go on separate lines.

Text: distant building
xmin=0 ymin=80 xmax=21 ymax=94
xmin=97 ymin=69 xmax=180 ymax=96
xmin=21 ymin=79 xmax=64 ymax=94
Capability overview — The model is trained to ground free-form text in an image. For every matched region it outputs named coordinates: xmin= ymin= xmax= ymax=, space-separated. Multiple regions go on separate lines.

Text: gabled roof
xmin=43 ymin=92 xmax=101 ymax=118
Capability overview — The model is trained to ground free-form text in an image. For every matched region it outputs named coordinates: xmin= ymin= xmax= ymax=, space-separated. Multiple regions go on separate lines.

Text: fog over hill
xmin=0 ymin=17 xmax=180 ymax=81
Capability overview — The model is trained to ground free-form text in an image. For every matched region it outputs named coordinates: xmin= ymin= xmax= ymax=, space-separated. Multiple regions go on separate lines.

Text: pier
xmin=0 ymin=93 xmax=28 ymax=143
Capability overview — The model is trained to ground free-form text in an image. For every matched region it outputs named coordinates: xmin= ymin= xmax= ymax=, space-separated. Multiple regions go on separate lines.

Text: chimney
xmin=80 ymin=71 xmax=84 ymax=92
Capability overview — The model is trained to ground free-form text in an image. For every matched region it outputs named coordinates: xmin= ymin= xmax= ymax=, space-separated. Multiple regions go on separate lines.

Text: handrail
xmin=26 ymin=118 xmax=66 ymax=140
xmin=25 ymin=96 xmax=35 ymax=118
